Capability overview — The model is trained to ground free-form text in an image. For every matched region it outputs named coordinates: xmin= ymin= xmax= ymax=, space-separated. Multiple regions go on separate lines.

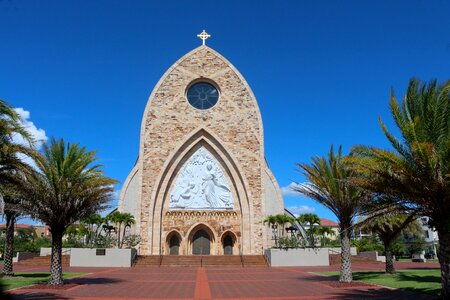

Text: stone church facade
xmin=118 ymin=43 xmax=284 ymax=255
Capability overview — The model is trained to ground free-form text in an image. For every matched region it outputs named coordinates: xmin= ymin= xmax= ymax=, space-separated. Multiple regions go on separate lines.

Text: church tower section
xmin=119 ymin=44 xmax=284 ymax=255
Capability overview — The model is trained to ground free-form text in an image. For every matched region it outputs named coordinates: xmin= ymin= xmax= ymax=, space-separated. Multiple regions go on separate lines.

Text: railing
xmin=131 ymin=249 xmax=138 ymax=266
xmin=239 ymin=255 xmax=244 ymax=267
xmin=200 ymin=256 xmax=203 ymax=267
xmin=159 ymin=254 xmax=163 ymax=267
xmin=263 ymin=252 xmax=270 ymax=267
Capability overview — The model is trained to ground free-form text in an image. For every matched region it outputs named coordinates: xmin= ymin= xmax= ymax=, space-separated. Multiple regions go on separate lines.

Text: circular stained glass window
xmin=187 ymin=82 xmax=219 ymax=110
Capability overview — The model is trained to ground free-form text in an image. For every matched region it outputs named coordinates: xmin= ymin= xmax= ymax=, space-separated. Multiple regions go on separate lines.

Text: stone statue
xmin=170 ymin=181 xmax=198 ymax=208
xmin=169 ymin=147 xmax=233 ymax=210
xmin=202 ymin=163 xmax=232 ymax=208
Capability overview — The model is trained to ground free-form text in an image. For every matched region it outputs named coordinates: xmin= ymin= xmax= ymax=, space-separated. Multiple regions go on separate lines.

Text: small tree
xmin=358 ymin=211 xmax=420 ymax=273
xmin=297 ymin=213 xmax=321 ymax=247
xmin=317 ymin=226 xmax=335 ymax=247
xmin=21 ymin=138 xmax=118 ymax=285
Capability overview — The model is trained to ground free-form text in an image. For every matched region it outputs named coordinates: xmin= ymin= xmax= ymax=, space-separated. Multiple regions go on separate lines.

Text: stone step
xmin=134 ymin=255 xmax=268 ymax=267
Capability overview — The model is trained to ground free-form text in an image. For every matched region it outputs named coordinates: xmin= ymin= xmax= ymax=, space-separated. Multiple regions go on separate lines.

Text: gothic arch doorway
xmin=223 ymin=235 xmax=233 ymax=255
xmin=192 ymin=229 xmax=211 ymax=255
xmin=221 ymin=231 xmax=236 ymax=255
xmin=169 ymin=235 xmax=180 ymax=255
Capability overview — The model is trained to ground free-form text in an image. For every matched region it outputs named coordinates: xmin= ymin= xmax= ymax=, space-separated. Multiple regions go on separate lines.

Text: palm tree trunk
xmin=437 ymin=230 xmax=450 ymax=298
xmin=2 ymin=212 xmax=16 ymax=276
xmin=48 ymin=230 xmax=64 ymax=285
xmin=339 ymin=227 xmax=352 ymax=282
xmin=384 ymin=240 xmax=395 ymax=274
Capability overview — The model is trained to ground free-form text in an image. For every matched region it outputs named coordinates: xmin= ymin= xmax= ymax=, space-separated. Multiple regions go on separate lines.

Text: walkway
xmin=8 ymin=262 xmax=439 ymax=299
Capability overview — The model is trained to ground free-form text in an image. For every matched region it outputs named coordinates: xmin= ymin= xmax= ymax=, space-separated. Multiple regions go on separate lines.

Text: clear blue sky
xmin=1 ymin=0 xmax=449 ymax=222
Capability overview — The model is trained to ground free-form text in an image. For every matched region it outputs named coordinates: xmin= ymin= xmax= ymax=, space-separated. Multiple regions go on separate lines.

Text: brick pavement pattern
xmin=8 ymin=262 xmax=439 ymax=299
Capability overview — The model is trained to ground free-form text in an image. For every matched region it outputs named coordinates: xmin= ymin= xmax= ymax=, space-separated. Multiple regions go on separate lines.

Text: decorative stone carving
xmin=169 ymin=147 xmax=233 ymax=210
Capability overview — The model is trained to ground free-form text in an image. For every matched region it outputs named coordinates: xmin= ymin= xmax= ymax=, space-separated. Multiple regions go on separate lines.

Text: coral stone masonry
xmin=119 ymin=44 xmax=284 ymax=255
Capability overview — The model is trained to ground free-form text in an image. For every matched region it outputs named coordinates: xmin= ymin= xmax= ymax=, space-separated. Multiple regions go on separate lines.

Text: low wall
xmin=265 ymin=248 xmax=330 ymax=266
xmin=328 ymin=247 xmax=357 ymax=256
xmin=13 ymin=251 xmax=39 ymax=262
xmin=70 ymin=248 xmax=137 ymax=267
xmin=40 ymin=248 xmax=71 ymax=256
xmin=358 ymin=251 xmax=386 ymax=262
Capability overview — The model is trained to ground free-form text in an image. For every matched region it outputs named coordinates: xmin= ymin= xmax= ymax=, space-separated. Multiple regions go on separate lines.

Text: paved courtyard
xmin=8 ymin=262 xmax=439 ymax=299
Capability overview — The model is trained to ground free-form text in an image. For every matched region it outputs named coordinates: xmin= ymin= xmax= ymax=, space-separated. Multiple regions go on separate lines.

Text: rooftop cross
xmin=197 ymin=30 xmax=211 ymax=46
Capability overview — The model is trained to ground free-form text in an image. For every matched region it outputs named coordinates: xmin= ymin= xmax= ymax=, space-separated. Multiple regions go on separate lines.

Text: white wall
xmin=40 ymin=248 xmax=71 ymax=256
xmin=70 ymin=248 xmax=137 ymax=267
xmin=265 ymin=248 xmax=330 ymax=266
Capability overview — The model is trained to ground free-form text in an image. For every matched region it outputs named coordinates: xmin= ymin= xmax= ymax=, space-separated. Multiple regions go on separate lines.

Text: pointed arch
xmin=186 ymin=223 xmax=217 ymax=255
xmin=138 ymin=45 xmax=265 ymax=164
xmin=148 ymin=128 xmax=252 ymax=255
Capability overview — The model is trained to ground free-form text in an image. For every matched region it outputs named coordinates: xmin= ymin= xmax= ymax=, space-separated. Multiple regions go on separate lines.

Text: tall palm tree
xmin=0 ymin=99 xmax=36 ymax=276
xmin=21 ymin=138 xmax=118 ymax=285
xmin=293 ymin=145 xmax=370 ymax=283
xmin=351 ymin=79 xmax=450 ymax=296
xmin=357 ymin=211 xmax=419 ymax=274
xmin=297 ymin=213 xmax=321 ymax=247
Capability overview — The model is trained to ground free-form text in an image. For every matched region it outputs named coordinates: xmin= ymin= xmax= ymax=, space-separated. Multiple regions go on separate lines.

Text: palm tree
xmin=107 ymin=211 xmax=136 ymax=248
xmin=274 ymin=214 xmax=295 ymax=238
xmin=317 ymin=225 xmax=335 ymax=247
xmin=118 ymin=213 xmax=135 ymax=248
xmin=357 ymin=211 xmax=419 ymax=274
xmin=82 ymin=214 xmax=104 ymax=247
xmin=0 ymin=99 xmax=36 ymax=276
xmin=293 ymin=145 xmax=370 ymax=283
xmin=351 ymin=79 xmax=450 ymax=296
xmin=297 ymin=213 xmax=321 ymax=247
xmin=264 ymin=215 xmax=279 ymax=246
xmin=1 ymin=185 xmax=29 ymax=276
xmin=21 ymin=138 xmax=118 ymax=285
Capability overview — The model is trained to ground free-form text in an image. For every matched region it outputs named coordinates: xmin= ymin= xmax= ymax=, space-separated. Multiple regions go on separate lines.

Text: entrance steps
xmin=134 ymin=255 xmax=268 ymax=267
xmin=16 ymin=255 xmax=70 ymax=266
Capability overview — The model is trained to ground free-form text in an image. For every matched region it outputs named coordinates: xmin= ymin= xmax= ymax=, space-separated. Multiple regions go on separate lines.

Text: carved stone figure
xmin=202 ymin=164 xmax=232 ymax=208
xmin=169 ymin=147 xmax=233 ymax=210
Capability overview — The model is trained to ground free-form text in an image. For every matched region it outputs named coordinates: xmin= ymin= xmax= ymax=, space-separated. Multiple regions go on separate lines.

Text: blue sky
xmin=1 ymin=0 xmax=450 ymax=223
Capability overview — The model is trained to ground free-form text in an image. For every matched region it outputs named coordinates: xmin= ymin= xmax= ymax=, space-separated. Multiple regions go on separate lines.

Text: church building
xmin=119 ymin=32 xmax=284 ymax=256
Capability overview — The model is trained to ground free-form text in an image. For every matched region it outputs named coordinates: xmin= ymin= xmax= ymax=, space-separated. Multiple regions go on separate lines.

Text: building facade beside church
xmin=118 ymin=38 xmax=284 ymax=256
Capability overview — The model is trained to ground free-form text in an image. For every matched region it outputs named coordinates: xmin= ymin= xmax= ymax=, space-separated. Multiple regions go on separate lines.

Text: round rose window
xmin=186 ymin=82 xmax=219 ymax=110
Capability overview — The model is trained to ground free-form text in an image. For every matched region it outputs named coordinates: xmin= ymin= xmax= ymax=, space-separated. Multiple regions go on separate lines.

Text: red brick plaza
xmin=9 ymin=262 xmax=439 ymax=300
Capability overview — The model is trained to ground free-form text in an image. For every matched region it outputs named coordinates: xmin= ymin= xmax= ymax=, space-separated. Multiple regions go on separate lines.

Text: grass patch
xmin=1 ymin=272 xmax=85 ymax=290
xmin=318 ymin=269 xmax=440 ymax=296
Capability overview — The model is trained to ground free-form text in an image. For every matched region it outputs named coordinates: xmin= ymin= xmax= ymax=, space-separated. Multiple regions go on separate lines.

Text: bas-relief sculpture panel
xmin=169 ymin=147 xmax=234 ymax=210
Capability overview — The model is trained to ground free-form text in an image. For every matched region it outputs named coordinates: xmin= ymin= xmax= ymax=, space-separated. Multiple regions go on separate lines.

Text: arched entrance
xmin=221 ymin=231 xmax=237 ymax=255
xmin=169 ymin=235 xmax=180 ymax=255
xmin=223 ymin=235 xmax=233 ymax=255
xmin=192 ymin=229 xmax=211 ymax=255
